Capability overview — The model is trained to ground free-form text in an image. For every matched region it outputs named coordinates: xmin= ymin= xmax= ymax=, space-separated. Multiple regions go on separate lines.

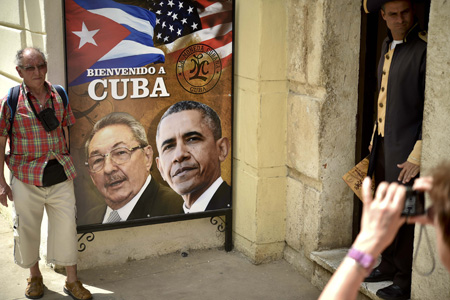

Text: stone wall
xmin=283 ymin=0 xmax=361 ymax=283
xmin=412 ymin=0 xmax=450 ymax=298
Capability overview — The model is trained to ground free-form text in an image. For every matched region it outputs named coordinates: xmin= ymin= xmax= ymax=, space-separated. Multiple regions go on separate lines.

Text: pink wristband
xmin=347 ymin=248 xmax=376 ymax=275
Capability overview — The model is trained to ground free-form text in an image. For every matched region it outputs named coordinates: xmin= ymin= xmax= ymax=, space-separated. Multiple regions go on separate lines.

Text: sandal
xmin=25 ymin=276 xmax=44 ymax=299
xmin=63 ymin=280 xmax=92 ymax=300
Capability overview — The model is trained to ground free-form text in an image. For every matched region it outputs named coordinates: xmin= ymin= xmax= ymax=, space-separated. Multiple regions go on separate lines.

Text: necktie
xmin=106 ymin=210 xmax=121 ymax=223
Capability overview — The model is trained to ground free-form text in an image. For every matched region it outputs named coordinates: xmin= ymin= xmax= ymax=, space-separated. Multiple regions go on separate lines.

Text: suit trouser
xmin=374 ymin=136 xmax=415 ymax=289
xmin=11 ymin=177 xmax=78 ymax=268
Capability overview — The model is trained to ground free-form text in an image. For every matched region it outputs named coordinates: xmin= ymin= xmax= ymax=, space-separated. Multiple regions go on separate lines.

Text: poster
xmin=64 ymin=0 xmax=233 ymax=228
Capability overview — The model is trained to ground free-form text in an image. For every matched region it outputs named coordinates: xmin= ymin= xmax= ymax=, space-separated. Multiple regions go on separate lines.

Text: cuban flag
xmin=65 ymin=0 xmax=165 ymax=86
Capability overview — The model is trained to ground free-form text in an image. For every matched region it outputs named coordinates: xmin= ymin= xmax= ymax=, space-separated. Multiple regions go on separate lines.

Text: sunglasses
xmin=19 ymin=63 xmax=47 ymax=73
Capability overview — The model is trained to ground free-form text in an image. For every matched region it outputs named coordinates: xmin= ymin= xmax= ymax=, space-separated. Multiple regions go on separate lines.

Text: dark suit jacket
xmin=78 ymin=178 xmax=183 ymax=225
xmin=204 ymin=181 xmax=232 ymax=211
xmin=371 ymin=24 xmax=426 ymax=182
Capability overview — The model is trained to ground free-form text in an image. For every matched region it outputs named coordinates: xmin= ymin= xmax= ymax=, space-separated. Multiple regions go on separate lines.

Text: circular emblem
xmin=176 ymin=44 xmax=222 ymax=94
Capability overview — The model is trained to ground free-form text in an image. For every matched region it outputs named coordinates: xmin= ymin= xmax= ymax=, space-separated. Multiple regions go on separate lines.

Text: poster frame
xmin=62 ymin=0 xmax=235 ymax=250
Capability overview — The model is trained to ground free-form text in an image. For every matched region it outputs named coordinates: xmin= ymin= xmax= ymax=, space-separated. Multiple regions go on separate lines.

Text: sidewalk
xmin=0 ymin=214 xmax=321 ymax=300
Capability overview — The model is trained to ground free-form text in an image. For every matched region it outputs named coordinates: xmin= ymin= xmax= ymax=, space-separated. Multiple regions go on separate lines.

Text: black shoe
xmin=376 ymin=284 xmax=411 ymax=300
xmin=363 ymin=268 xmax=394 ymax=282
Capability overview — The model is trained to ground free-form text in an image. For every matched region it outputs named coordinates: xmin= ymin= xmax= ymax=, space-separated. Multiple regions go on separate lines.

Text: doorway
xmin=353 ymin=1 xmax=430 ymax=239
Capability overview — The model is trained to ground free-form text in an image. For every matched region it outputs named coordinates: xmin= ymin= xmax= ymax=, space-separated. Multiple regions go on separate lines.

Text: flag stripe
xmin=74 ymin=0 xmax=154 ymax=20
xmin=168 ymin=30 xmax=232 ymax=60
xmin=200 ymin=11 xmax=232 ymax=29
xmin=89 ymin=7 xmax=155 ymax=36
xmin=198 ymin=1 xmax=232 ymax=17
xmin=164 ymin=21 xmax=232 ymax=53
xmin=99 ymin=40 xmax=165 ymax=61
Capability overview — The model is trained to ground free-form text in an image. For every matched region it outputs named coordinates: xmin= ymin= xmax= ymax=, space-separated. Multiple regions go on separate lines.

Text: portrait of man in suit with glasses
xmin=78 ymin=112 xmax=183 ymax=225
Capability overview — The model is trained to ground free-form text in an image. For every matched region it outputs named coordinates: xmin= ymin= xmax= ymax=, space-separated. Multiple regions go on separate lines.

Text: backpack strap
xmin=6 ymin=85 xmax=21 ymax=140
xmin=53 ymin=84 xmax=71 ymax=152
xmin=53 ymin=85 xmax=68 ymax=108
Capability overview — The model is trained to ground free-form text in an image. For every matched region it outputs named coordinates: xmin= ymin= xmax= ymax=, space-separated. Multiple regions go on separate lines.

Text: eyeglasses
xmin=19 ymin=63 xmax=47 ymax=73
xmin=85 ymin=145 xmax=144 ymax=173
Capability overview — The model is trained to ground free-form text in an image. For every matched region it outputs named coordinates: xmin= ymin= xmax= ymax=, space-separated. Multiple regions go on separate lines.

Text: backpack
xmin=6 ymin=84 xmax=69 ymax=139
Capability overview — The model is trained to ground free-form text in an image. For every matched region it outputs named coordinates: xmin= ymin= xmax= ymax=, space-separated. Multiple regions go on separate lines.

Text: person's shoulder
xmin=418 ymin=30 xmax=427 ymax=43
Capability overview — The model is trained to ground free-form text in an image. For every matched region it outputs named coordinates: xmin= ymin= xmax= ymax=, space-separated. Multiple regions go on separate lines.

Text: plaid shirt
xmin=0 ymin=81 xmax=77 ymax=186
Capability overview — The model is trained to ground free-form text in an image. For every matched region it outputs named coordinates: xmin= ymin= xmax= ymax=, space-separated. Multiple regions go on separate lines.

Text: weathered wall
xmin=412 ymin=0 xmax=450 ymax=298
xmin=283 ymin=0 xmax=361 ymax=284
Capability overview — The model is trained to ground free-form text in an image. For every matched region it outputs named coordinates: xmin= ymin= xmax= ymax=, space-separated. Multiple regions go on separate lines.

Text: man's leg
xmin=11 ymin=178 xmax=46 ymax=299
xmin=365 ymin=137 xmax=396 ymax=281
xmin=45 ymin=181 xmax=92 ymax=299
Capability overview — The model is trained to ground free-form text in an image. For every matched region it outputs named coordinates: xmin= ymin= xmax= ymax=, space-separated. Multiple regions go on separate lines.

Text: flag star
xmin=191 ymin=22 xmax=198 ymax=30
xmin=177 ymin=28 xmax=182 ymax=36
xmin=172 ymin=13 xmax=178 ymax=21
xmin=168 ymin=11 xmax=172 ymax=16
xmin=187 ymin=6 xmax=194 ymax=14
xmin=157 ymin=33 xmax=162 ymax=39
xmin=72 ymin=22 xmax=99 ymax=49
xmin=164 ymin=36 xmax=169 ymax=42
xmin=156 ymin=18 xmax=160 ymax=24
xmin=162 ymin=21 xmax=166 ymax=28
xmin=178 ymin=2 xmax=183 ymax=9
xmin=156 ymin=10 xmax=162 ymax=15
xmin=168 ymin=0 xmax=174 ymax=7
xmin=181 ymin=18 xmax=187 ymax=25
xmin=169 ymin=25 xmax=174 ymax=32
xmin=159 ymin=1 xmax=164 ymax=6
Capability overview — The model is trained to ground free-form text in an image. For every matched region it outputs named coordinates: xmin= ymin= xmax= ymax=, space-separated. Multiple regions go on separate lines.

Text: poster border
xmin=61 ymin=0 xmax=235 ymax=242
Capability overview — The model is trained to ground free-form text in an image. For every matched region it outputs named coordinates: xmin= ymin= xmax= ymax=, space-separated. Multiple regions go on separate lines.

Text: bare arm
xmin=0 ymin=136 xmax=13 ymax=206
xmin=319 ymin=178 xmax=406 ymax=300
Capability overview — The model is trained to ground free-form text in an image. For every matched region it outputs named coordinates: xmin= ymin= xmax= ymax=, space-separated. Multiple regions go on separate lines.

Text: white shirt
xmin=103 ymin=175 xmax=151 ymax=223
xmin=183 ymin=177 xmax=223 ymax=213
xmin=390 ymin=39 xmax=404 ymax=50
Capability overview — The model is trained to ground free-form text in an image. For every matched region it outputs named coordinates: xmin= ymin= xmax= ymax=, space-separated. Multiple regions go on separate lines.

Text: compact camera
xmin=38 ymin=108 xmax=60 ymax=132
xmin=401 ymin=186 xmax=425 ymax=216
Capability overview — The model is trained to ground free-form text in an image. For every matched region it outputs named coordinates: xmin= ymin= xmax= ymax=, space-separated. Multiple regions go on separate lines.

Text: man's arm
xmin=0 ymin=136 xmax=13 ymax=206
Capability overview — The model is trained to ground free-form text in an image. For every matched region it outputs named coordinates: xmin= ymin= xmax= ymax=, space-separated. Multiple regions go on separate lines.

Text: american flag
xmin=150 ymin=0 xmax=233 ymax=68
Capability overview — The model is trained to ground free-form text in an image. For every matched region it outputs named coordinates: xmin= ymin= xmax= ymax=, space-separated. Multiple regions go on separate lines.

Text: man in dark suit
xmin=155 ymin=101 xmax=231 ymax=213
xmin=79 ymin=112 xmax=183 ymax=225
xmin=363 ymin=1 xmax=427 ymax=299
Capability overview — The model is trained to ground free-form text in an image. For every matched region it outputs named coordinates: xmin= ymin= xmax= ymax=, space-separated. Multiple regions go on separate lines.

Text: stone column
xmin=233 ymin=0 xmax=288 ymax=263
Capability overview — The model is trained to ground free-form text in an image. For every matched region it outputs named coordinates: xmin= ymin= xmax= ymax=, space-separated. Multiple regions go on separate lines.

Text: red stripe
xmin=196 ymin=0 xmax=219 ymax=9
xmin=220 ymin=53 xmax=232 ymax=69
xmin=200 ymin=10 xmax=232 ymax=29
xmin=201 ymin=30 xmax=232 ymax=50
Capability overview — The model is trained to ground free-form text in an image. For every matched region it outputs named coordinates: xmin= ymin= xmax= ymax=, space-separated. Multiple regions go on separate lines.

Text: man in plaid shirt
xmin=0 ymin=47 xmax=91 ymax=300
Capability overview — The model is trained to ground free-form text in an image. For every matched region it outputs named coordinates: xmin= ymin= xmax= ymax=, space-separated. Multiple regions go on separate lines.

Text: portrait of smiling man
xmin=155 ymin=101 xmax=232 ymax=213
xmin=79 ymin=112 xmax=183 ymax=225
